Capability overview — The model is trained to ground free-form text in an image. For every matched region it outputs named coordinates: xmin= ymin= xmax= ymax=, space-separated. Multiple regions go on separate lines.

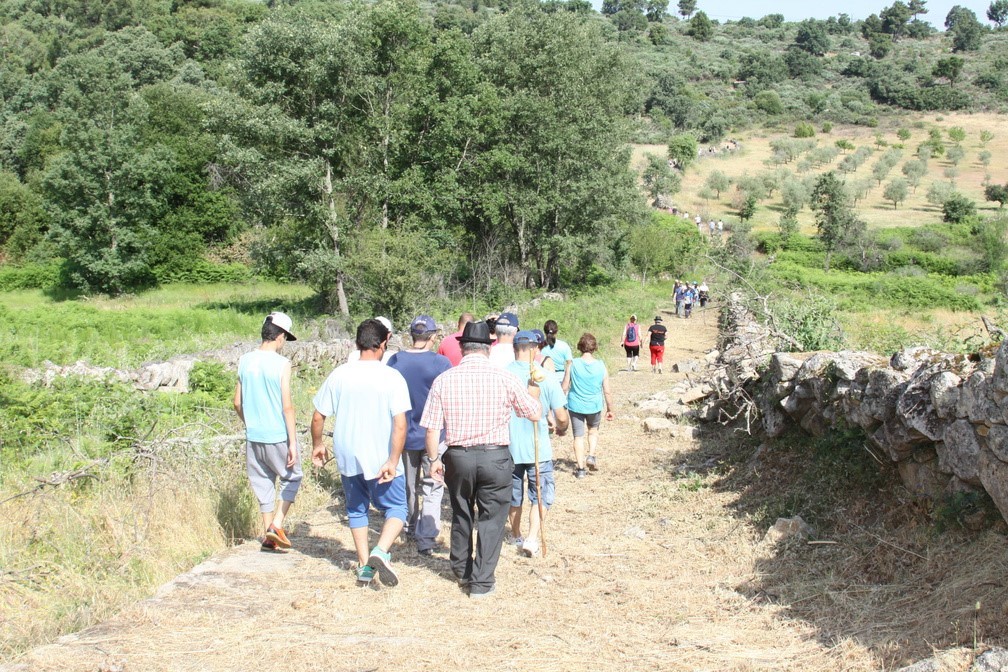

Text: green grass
xmin=0 ymin=282 xmax=314 ymax=368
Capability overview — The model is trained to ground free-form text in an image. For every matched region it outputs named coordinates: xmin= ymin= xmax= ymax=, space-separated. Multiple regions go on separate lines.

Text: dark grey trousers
xmin=443 ymin=446 xmax=513 ymax=593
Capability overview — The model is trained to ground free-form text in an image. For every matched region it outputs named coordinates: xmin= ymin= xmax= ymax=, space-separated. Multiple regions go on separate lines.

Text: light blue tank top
xmin=567 ymin=357 xmax=606 ymax=414
xmin=238 ymin=349 xmax=289 ymax=443
xmin=541 ymin=339 xmax=573 ymax=385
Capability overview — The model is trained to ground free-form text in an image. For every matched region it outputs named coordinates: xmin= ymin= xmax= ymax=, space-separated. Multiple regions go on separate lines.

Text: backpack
xmin=625 ymin=324 xmax=637 ymax=343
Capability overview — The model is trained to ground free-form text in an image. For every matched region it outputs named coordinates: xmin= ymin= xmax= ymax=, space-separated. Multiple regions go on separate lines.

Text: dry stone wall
xmin=705 ymin=294 xmax=1008 ymax=524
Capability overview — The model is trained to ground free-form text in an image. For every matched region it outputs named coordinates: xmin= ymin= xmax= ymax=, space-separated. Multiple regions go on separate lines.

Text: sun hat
xmin=456 ymin=321 xmax=494 ymax=345
xmin=266 ymin=312 xmax=296 ymax=341
xmin=655 ymin=316 xmax=663 ymax=322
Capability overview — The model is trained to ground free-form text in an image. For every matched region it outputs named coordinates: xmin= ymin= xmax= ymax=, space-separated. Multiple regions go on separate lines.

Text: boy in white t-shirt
xmin=311 ymin=319 xmax=412 ymax=587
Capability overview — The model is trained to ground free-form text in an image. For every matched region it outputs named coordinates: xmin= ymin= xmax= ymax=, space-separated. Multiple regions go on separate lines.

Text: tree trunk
xmin=323 ymin=162 xmax=350 ymax=316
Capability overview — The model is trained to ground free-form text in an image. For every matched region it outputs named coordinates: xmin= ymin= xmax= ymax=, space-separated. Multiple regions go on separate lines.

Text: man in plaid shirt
xmin=421 ymin=320 xmax=542 ymax=598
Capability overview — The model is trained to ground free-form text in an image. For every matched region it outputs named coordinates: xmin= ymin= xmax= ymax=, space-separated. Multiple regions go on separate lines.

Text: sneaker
xmin=586 ymin=455 xmax=598 ymax=471
xmin=574 ymin=468 xmax=587 ymax=479
xmin=356 ymin=564 xmax=375 ymax=584
xmin=521 ymin=537 xmax=540 ymax=557
xmin=505 ymin=535 xmax=524 ymax=546
xmin=367 ymin=547 xmax=399 ymax=587
xmin=469 ymin=584 xmax=496 ymax=600
xmin=265 ymin=525 xmax=291 ymax=549
xmin=417 ymin=548 xmax=434 ymax=557
xmin=260 ymin=538 xmax=287 ymax=553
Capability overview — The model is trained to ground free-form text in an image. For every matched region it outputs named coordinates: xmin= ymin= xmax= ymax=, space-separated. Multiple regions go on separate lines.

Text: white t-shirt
xmin=313 ymin=361 xmax=411 ymax=479
xmin=488 ymin=342 xmax=515 ymax=368
xmin=346 ymin=348 xmax=393 ymax=364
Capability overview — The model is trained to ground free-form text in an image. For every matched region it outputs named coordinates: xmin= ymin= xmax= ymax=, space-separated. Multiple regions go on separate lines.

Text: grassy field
xmin=633 ymin=111 xmax=1008 ymax=234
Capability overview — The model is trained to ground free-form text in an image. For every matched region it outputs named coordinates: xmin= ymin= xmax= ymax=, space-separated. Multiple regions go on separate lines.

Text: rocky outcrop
xmin=696 ymin=295 xmax=1008 ymax=525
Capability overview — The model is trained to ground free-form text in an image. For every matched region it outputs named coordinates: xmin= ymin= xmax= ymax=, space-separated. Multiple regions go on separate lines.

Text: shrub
xmin=942 ymin=194 xmax=976 ymax=223
xmin=189 ymin=361 xmax=234 ymax=397
xmin=794 ymin=122 xmax=815 ymax=138
xmin=821 ymin=122 xmax=833 ymax=134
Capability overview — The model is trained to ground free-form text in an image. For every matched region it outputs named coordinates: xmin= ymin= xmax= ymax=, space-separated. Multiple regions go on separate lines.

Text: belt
xmin=447 ymin=444 xmax=508 ymax=451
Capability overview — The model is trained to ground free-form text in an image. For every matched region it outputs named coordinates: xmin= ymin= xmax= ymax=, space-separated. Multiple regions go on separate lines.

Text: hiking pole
xmin=529 ymin=349 xmax=548 ymax=558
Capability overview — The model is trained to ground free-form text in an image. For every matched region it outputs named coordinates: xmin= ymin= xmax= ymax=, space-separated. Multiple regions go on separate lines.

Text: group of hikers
xmin=232 ymin=310 xmax=614 ymax=598
xmin=620 ymin=280 xmax=711 ymax=375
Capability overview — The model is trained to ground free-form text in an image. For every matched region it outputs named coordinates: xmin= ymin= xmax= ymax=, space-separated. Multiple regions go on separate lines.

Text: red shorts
xmin=650 ymin=344 xmax=664 ymax=365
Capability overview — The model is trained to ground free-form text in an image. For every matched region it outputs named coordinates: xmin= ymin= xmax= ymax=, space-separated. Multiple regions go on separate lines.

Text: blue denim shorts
xmin=340 ymin=473 xmax=407 ymax=529
xmin=511 ymin=461 xmax=555 ymax=509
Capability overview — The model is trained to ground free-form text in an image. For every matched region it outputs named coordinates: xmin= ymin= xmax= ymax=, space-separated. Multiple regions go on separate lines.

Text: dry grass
xmin=633 ymin=111 xmax=1008 ymax=233
xmin=4 ymin=303 xmax=1007 ymax=672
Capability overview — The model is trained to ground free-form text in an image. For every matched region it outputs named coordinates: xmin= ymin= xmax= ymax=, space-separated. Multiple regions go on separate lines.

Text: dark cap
xmin=495 ymin=312 xmax=519 ymax=329
xmin=514 ymin=330 xmax=537 ymax=345
xmin=410 ymin=315 xmax=437 ymax=335
xmin=456 ymin=320 xmax=493 ymax=345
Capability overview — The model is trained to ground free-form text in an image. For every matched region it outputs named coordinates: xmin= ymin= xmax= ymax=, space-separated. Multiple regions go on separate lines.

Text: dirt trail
xmin=3 ymin=306 xmax=881 ymax=672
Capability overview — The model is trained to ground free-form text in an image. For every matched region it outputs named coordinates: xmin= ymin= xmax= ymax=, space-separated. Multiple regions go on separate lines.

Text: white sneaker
xmin=505 ymin=535 xmax=524 ymax=546
xmin=521 ymin=537 xmax=540 ymax=557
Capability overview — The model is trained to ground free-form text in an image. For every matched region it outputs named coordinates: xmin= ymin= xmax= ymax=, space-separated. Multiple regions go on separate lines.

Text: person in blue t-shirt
xmin=506 ymin=331 xmax=569 ymax=558
xmin=234 ymin=312 xmax=302 ymax=553
xmin=540 ymin=319 xmax=574 ymax=390
xmin=567 ymin=333 xmax=614 ymax=479
xmin=388 ymin=315 xmax=452 ymax=557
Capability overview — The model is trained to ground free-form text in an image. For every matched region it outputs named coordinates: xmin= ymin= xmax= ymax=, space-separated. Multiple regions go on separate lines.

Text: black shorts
xmin=624 ymin=345 xmax=640 ymax=357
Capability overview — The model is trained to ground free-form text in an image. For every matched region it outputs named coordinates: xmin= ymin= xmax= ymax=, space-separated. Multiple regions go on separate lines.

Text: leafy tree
xmin=648 ymin=22 xmax=670 ymax=44
xmin=883 ymin=177 xmax=908 ymax=208
xmin=869 ymin=32 xmax=893 ymax=58
xmin=759 ymin=13 xmax=784 ymax=28
xmin=677 ymin=0 xmax=697 ymax=19
xmin=785 ymin=45 xmax=823 ymax=78
xmin=979 ymin=149 xmax=992 ymax=167
xmin=942 ymin=193 xmax=976 ymax=222
xmin=862 ymin=13 xmax=884 ymax=38
xmin=980 ymin=130 xmax=995 ymax=145
xmin=738 ymin=193 xmax=757 ymax=222
xmin=988 ymin=0 xmax=1008 ymax=26
xmin=909 ymin=0 xmax=928 ymax=20
xmin=687 ymin=11 xmax=713 ymax=40
xmin=881 ymin=1 xmax=913 ymax=39
xmin=642 ymin=153 xmax=681 ymax=205
xmin=947 ymin=126 xmax=966 ymax=144
xmin=0 ymin=171 xmax=49 ymax=259
xmin=704 ymin=170 xmax=730 ymax=198
xmin=601 ymin=0 xmax=620 ymax=15
xmin=779 ymin=205 xmax=799 ymax=239
xmin=946 ymin=5 xmax=984 ymax=51
xmin=871 ymin=159 xmax=893 ymax=185
xmin=795 ymin=19 xmax=831 ymax=55
xmin=794 ymin=122 xmax=815 ymax=138
xmin=810 ymin=171 xmax=865 ymax=270
xmin=985 ymin=183 xmax=1008 ymax=207
xmin=754 ymin=90 xmax=783 ymax=114
xmin=927 ymin=180 xmax=955 ymax=207
xmin=628 ymin=215 xmax=701 ymax=283
xmin=933 ymin=56 xmax=965 ymax=86
xmin=974 ymin=217 xmax=1007 ymax=272
xmin=897 ymin=128 xmax=911 ymax=141
xmin=667 ymin=133 xmax=699 ymax=170
xmin=613 ymin=9 xmax=648 ymax=32
xmin=645 ymin=0 xmax=669 ymax=21
xmin=901 ymin=160 xmax=926 ymax=191
xmin=946 ymin=144 xmax=966 ymax=165
xmin=835 ymin=139 xmax=855 ymax=153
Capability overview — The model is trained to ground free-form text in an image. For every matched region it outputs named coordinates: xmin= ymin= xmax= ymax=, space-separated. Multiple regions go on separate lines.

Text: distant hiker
xmin=506 ymin=331 xmax=569 ymax=558
xmin=541 ymin=319 xmax=573 ymax=390
xmin=489 ymin=312 xmax=518 ymax=368
xmin=438 ymin=313 xmax=473 ymax=367
xmin=420 ymin=320 xmax=542 ymax=598
xmin=674 ymin=283 xmax=687 ymax=318
xmin=708 ymin=220 xmax=716 ymax=237
xmin=683 ymin=283 xmax=697 ymax=319
xmin=311 ymin=318 xmax=411 ymax=587
xmin=388 ymin=315 xmax=453 ymax=557
xmin=234 ymin=312 xmax=303 ymax=553
xmin=347 ymin=316 xmax=395 ymax=364
xmin=647 ymin=316 xmax=668 ymax=374
xmin=567 ymin=333 xmax=614 ymax=479
xmin=698 ymin=281 xmax=710 ymax=308
xmin=621 ymin=315 xmax=641 ymax=371
xmin=717 ymin=220 xmax=724 ymax=237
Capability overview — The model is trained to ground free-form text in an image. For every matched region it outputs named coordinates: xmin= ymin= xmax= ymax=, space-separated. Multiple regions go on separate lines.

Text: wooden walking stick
xmin=529 ymin=349 xmax=548 ymax=558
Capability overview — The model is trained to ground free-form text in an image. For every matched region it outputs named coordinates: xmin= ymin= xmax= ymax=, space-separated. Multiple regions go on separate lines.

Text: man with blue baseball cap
xmin=388 ymin=315 xmax=452 ymax=556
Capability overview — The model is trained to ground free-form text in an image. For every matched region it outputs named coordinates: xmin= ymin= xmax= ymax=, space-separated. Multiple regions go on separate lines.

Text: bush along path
xmin=4 ymin=302 xmax=1006 ymax=672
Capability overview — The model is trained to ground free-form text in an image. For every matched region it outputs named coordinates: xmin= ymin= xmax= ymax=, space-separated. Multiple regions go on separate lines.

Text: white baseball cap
xmin=376 ymin=316 xmax=393 ymax=332
xmin=266 ymin=312 xmax=297 ymax=341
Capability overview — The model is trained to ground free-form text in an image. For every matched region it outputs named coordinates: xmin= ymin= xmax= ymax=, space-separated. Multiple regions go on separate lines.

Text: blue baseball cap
xmin=514 ymin=330 xmax=537 ymax=345
xmin=410 ymin=315 xmax=437 ymax=335
xmin=531 ymin=329 xmax=546 ymax=344
xmin=496 ymin=312 xmax=519 ymax=329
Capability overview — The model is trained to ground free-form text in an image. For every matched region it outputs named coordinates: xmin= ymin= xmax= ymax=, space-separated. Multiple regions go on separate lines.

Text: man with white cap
xmin=488 ymin=311 xmax=518 ymax=368
xmin=347 ymin=316 xmax=395 ymax=364
xmin=234 ymin=312 xmax=302 ymax=552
